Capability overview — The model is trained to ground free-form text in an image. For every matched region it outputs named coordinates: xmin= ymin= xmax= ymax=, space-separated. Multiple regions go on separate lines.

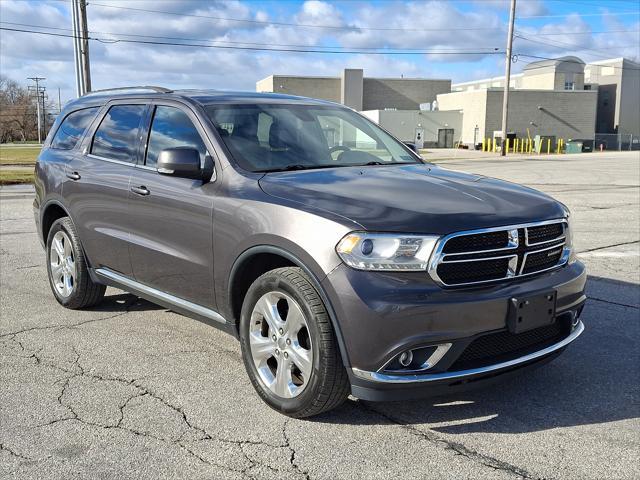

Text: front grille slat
xmin=527 ymin=223 xmax=564 ymax=245
xmin=431 ymin=221 xmax=567 ymax=287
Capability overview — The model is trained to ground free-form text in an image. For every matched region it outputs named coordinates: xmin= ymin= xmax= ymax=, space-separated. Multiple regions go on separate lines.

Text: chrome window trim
xmin=352 ymin=321 xmax=584 ymax=384
xmin=86 ymin=153 xmax=136 ymax=167
xmin=428 ymin=218 xmax=569 ymax=287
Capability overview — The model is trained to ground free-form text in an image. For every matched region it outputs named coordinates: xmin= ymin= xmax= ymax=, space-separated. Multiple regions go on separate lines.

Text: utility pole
xmin=78 ymin=0 xmax=91 ymax=93
xmin=500 ymin=0 xmax=516 ymax=157
xmin=27 ymin=77 xmax=46 ymax=144
xmin=71 ymin=0 xmax=91 ymax=96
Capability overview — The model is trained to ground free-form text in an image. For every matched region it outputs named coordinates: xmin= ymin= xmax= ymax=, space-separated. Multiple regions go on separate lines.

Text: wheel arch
xmin=41 ymin=200 xmax=72 ymax=243
xmin=228 ymin=245 xmax=351 ymax=368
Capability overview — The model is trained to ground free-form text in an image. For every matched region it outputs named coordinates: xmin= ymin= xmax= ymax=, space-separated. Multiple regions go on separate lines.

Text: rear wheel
xmin=239 ymin=267 xmax=350 ymax=418
xmin=46 ymin=217 xmax=105 ymax=309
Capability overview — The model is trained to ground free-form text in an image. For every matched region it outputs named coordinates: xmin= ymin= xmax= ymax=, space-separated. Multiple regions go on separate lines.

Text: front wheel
xmin=239 ymin=267 xmax=350 ymax=418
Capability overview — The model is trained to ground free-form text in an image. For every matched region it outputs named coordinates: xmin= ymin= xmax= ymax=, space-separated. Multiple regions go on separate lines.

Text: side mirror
xmin=157 ymin=148 xmax=201 ymax=179
xmin=403 ymin=142 xmax=417 ymax=152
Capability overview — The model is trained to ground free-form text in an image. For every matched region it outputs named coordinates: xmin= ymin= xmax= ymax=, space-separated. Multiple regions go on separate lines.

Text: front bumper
xmin=321 ymin=260 xmax=587 ymax=401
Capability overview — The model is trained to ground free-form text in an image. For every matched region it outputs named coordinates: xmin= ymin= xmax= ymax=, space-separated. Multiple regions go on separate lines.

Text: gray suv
xmin=34 ymin=87 xmax=586 ymax=417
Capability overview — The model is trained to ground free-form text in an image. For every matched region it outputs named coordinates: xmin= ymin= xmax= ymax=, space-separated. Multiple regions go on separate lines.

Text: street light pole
xmin=500 ymin=0 xmax=516 ymax=157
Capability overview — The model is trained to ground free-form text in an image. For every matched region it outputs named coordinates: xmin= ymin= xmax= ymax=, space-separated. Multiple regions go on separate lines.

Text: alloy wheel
xmin=49 ymin=230 xmax=76 ymax=298
xmin=249 ymin=291 xmax=313 ymax=398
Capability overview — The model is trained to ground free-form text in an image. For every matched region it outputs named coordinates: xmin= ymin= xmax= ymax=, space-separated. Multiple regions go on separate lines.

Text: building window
xmin=564 ymin=81 xmax=575 ymax=91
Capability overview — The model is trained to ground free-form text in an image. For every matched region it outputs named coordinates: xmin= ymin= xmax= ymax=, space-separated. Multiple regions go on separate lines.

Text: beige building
xmin=452 ymin=56 xmax=586 ymax=92
xmin=437 ymin=88 xmax=598 ymax=145
xmin=584 ymin=58 xmax=640 ymax=136
xmin=361 ymin=110 xmax=463 ymax=147
xmin=452 ymin=56 xmax=639 ymax=138
xmin=257 ymin=69 xmax=451 ymax=111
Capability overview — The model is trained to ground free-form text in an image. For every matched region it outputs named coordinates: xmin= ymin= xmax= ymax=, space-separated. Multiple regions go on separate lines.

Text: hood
xmin=258 ymin=164 xmax=565 ymax=234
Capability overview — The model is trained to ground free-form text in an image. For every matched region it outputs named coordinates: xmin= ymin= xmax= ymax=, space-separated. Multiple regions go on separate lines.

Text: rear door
xmin=127 ymin=101 xmax=217 ymax=307
xmin=64 ymin=101 xmax=148 ymax=276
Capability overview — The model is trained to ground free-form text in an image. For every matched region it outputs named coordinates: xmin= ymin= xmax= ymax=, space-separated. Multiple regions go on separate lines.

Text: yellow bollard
xmin=520 ymin=138 xmax=524 ymax=153
xmin=514 ymin=138 xmax=518 ymax=153
xmin=482 ymin=138 xmax=486 ymax=152
xmin=506 ymin=138 xmax=510 ymax=154
xmin=547 ymin=138 xmax=551 ymax=154
xmin=493 ymin=138 xmax=497 ymax=153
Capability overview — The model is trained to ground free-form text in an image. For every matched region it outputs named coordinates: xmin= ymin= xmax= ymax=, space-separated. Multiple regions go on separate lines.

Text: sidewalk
xmin=420 ymin=148 xmax=640 ymax=162
xmin=0 ymin=183 xmax=35 ymax=200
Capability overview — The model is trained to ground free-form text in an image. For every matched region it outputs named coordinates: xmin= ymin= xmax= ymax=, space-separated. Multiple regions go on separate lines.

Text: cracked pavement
xmin=1 ymin=152 xmax=639 ymax=479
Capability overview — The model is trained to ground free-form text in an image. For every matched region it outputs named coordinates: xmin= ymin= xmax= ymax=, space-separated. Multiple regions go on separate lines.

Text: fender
xmin=229 ymin=245 xmax=351 ymax=368
xmin=39 ymin=199 xmax=73 ymax=243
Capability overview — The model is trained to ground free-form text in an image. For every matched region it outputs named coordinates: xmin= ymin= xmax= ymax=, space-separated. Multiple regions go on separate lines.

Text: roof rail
xmin=82 ymin=86 xmax=173 ymax=97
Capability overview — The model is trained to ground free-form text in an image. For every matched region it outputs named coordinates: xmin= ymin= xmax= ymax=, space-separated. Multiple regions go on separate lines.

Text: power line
xmin=514 ymin=32 xmax=639 ymax=59
xmin=519 ymin=28 xmax=640 ymax=36
xmin=0 ymin=22 xmax=502 ymax=52
xmin=517 ymin=53 xmax=640 ymax=71
xmin=0 ymin=27 xmax=505 ymax=56
xmin=517 ymin=10 xmax=640 ymax=18
xmin=87 ymin=2 xmax=504 ymax=32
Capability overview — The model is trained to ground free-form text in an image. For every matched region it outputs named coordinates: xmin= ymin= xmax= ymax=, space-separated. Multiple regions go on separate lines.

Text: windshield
xmin=205 ymin=104 xmax=421 ymax=172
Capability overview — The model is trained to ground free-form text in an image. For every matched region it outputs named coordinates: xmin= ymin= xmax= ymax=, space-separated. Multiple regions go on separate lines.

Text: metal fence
xmin=591 ymin=133 xmax=637 ymax=151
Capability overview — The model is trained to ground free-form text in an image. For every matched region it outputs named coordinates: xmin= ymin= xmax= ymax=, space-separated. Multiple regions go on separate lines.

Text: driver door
xmin=127 ymin=102 xmax=218 ymax=308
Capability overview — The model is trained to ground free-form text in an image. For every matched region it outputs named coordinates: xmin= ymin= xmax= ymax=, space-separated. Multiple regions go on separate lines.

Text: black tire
xmin=239 ymin=267 xmax=350 ymax=418
xmin=46 ymin=217 xmax=106 ymax=309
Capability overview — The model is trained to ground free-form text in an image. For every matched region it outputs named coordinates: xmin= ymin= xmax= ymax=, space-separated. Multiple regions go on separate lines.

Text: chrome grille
xmin=428 ymin=220 xmax=569 ymax=287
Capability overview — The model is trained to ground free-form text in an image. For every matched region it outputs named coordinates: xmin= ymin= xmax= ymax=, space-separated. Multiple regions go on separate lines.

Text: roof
xmin=65 ymin=88 xmax=339 ymax=111
xmin=523 ymin=56 xmax=585 ymax=71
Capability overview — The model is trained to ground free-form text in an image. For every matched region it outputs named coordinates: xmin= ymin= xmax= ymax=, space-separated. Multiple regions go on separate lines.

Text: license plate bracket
xmin=507 ymin=290 xmax=557 ymax=334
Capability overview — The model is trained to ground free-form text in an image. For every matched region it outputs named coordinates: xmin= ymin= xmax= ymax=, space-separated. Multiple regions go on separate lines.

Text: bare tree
xmin=0 ymin=75 xmax=40 ymax=142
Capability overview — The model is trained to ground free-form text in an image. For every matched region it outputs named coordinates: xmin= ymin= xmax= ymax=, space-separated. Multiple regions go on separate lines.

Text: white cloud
xmin=1 ymin=0 xmax=637 ymax=106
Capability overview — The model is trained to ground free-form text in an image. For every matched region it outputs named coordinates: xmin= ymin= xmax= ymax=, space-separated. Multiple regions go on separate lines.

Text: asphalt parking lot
xmin=1 ymin=151 xmax=638 ymax=479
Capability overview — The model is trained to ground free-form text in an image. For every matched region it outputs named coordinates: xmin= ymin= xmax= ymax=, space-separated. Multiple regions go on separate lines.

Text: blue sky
xmin=1 ymin=0 xmax=638 ymax=104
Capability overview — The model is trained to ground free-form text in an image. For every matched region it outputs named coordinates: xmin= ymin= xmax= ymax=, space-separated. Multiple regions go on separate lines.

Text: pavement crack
xmin=578 ymin=240 xmax=639 ymax=254
xmin=282 ymin=419 xmax=311 ymax=480
xmin=588 ymin=297 xmax=639 ymax=309
xmin=0 ymin=442 xmax=33 ymax=461
xmin=0 ymin=299 xmax=138 ymax=338
xmin=357 ymin=402 xmax=538 ymax=479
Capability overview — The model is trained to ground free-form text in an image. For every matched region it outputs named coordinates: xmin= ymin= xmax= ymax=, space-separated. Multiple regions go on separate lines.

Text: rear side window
xmin=145 ymin=106 xmax=208 ymax=168
xmin=50 ymin=107 xmax=99 ymax=150
xmin=91 ymin=105 xmax=146 ymax=162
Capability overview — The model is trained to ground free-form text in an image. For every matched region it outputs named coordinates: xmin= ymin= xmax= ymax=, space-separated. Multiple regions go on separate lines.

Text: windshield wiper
xmin=257 ymin=164 xmax=349 ymax=173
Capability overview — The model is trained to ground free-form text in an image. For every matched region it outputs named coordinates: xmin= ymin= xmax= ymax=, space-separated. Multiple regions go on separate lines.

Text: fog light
xmin=399 ymin=350 xmax=413 ymax=367
xmin=571 ymin=311 xmax=580 ymax=328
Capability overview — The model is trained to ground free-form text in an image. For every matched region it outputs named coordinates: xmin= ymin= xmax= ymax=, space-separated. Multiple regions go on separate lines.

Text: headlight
xmin=563 ymin=209 xmax=577 ymax=264
xmin=336 ymin=232 xmax=439 ymax=271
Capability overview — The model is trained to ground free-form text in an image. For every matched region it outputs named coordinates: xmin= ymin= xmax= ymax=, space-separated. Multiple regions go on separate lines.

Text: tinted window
xmin=50 ymin=107 xmax=99 ymax=150
xmin=145 ymin=106 xmax=207 ymax=167
xmin=91 ymin=105 xmax=145 ymax=162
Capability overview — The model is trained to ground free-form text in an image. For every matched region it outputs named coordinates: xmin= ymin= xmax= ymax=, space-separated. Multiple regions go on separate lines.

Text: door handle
xmin=131 ymin=185 xmax=150 ymax=196
xmin=66 ymin=171 xmax=81 ymax=181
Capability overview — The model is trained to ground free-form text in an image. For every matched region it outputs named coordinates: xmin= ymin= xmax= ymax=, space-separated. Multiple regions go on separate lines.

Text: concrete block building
xmin=257 ymin=69 xmax=451 ymax=111
xmin=451 ymin=56 xmax=639 ymax=141
xmin=437 ymin=88 xmax=598 ymax=145
xmin=584 ymin=58 xmax=640 ymax=136
xmin=257 ymin=57 xmax=638 ymax=148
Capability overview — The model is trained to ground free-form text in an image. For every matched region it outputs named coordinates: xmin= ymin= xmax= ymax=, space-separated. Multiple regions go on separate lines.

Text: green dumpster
xmin=565 ymin=141 xmax=583 ymax=154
